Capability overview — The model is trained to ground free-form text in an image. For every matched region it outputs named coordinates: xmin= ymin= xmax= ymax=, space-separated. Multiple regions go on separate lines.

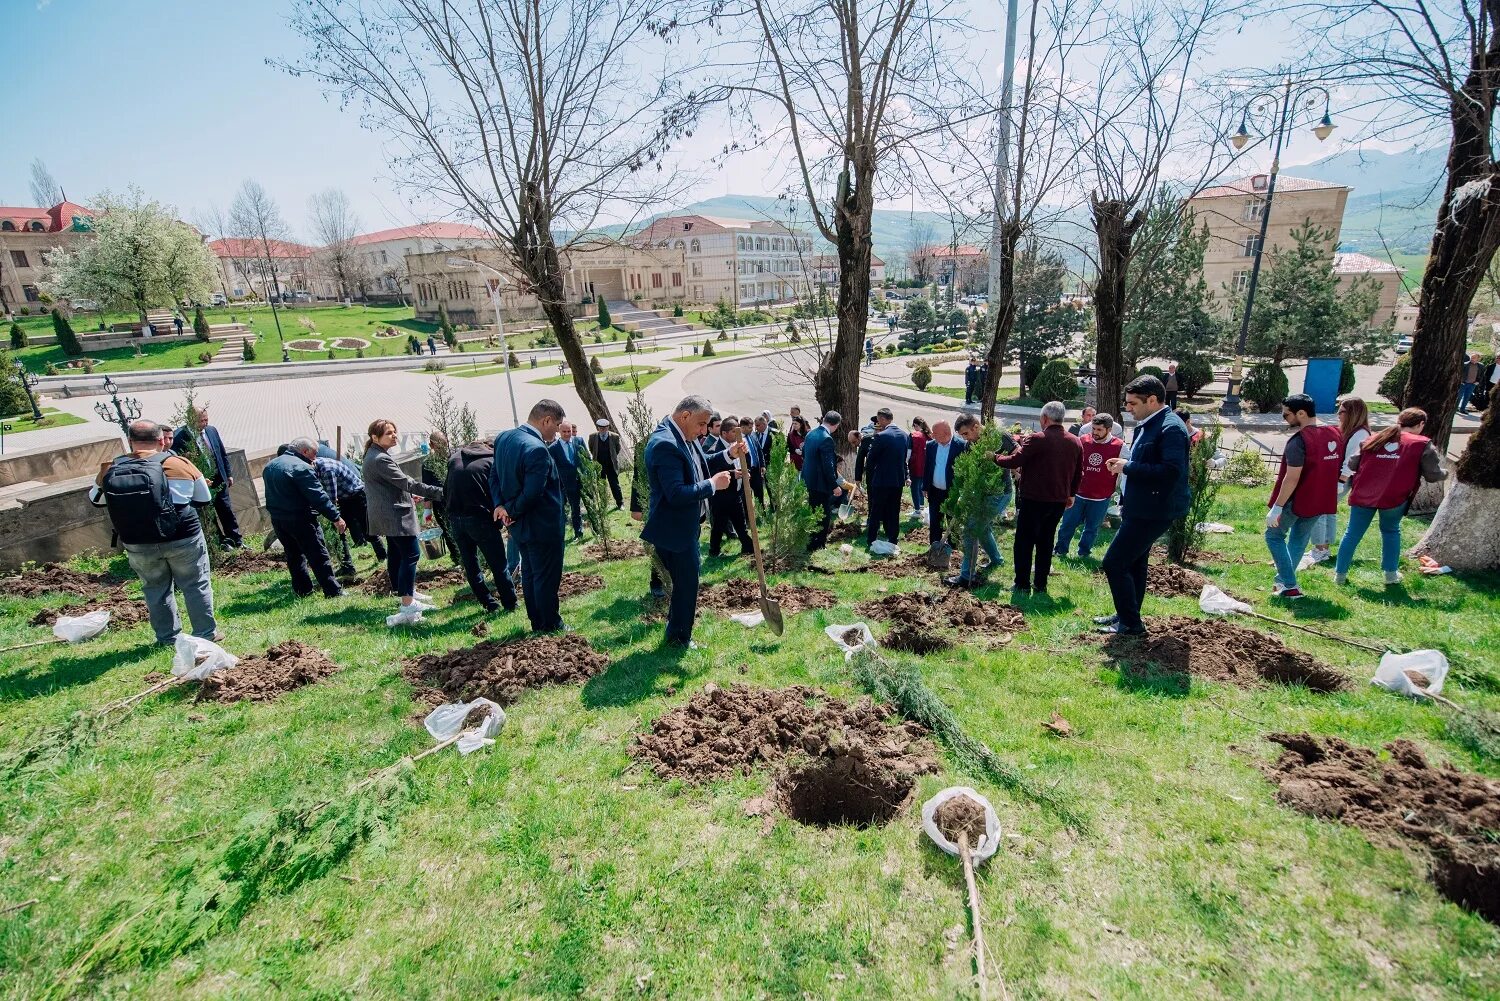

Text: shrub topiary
xmin=1022 ymin=356 xmax=1047 ymax=392
xmin=702 ymin=338 xmax=716 ymax=357
xmin=590 ymin=354 xmax=604 ymax=374
xmin=673 ymin=303 xmax=684 ymax=317
xmin=598 ymin=299 xmax=612 ymax=330
xmin=1176 ymin=354 xmax=1214 ymax=397
xmin=508 ymin=350 xmax=520 ymax=368
xmin=1241 ymin=362 xmax=1289 ymax=413
xmin=1340 ymin=358 xmax=1357 ymax=395
xmin=912 ymin=365 xmax=933 ymax=391
xmin=0 ymin=347 xmax=29 ymax=417
xmin=1378 ymin=355 xmax=1411 ymax=409
xmin=1134 ymin=363 xmax=1166 ymax=383
xmin=193 ymin=305 xmax=211 ymax=341
xmin=9 ymin=322 xmax=25 ymax=350
xmin=52 ymin=308 xmax=82 ymax=356
xmin=1032 ymin=358 xmax=1080 ymax=404
xmin=242 ymin=338 xmax=256 ymax=361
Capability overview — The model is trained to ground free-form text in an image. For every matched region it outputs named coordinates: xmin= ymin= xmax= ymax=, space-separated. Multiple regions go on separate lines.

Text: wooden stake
xmin=0 ymin=637 xmax=65 ymax=654
xmin=959 ymin=832 xmax=989 ymax=1001
xmin=1244 ymin=610 xmax=1384 ymax=654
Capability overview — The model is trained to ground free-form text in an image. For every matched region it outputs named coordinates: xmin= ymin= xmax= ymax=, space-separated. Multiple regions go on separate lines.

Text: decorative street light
xmin=446 ymin=256 xmax=519 ymax=428
xmin=93 ymin=375 xmax=142 ymax=439
xmin=14 ymin=361 xmax=42 ymax=422
xmin=1219 ymin=78 xmax=1336 ymax=417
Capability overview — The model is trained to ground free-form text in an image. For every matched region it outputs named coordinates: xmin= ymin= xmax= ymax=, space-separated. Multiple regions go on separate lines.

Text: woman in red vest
xmin=1334 ymin=407 xmax=1447 ymax=585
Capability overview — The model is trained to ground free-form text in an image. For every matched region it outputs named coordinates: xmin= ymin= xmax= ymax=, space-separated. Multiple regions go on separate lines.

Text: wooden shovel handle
xmin=740 ymin=465 xmax=772 ymax=598
xmin=960 ymin=833 xmax=989 ymax=1001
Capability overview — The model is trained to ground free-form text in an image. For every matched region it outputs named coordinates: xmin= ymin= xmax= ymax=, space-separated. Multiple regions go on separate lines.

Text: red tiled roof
xmin=349 ymin=222 xmax=491 ymax=246
xmin=919 ymin=244 xmax=986 ymax=258
xmin=1333 ymin=251 xmax=1404 ymax=274
xmin=208 ymin=238 xmax=315 ymax=259
xmin=0 ymin=201 xmax=95 ymax=233
xmin=1194 ymin=175 xmax=1347 ymax=200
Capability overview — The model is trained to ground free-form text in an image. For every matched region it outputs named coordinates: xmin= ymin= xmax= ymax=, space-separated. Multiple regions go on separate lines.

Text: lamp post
xmin=1219 ymin=78 xmax=1336 ymax=417
xmin=447 ymin=257 xmax=519 ymax=428
xmin=15 ymin=361 xmax=42 ymax=422
xmin=93 ymin=375 xmax=142 ymax=439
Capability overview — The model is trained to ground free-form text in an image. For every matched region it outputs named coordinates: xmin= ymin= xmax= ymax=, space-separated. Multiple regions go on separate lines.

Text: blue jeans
xmin=1054 ymin=496 xmax=1110 ymax=557
xmin=1334 ymin=504 xmax=1406 ymax=575
xmin=124 ymin=533 xmax=217 ymax=643
xmin=385 ymin=535 xmax=420 ymax=598
xmin=1265 ymin=510 xmax=1319 ymax=589
xmin=1308 ymin=512 xmax=1337 ymax=547
xmin=1459 ymin=381 xmax=1476 ymax=412
xmin=910 ymin=476 xmax=926 ymax=512
xmin=960 ymin=492 xmax=1011 ymax=579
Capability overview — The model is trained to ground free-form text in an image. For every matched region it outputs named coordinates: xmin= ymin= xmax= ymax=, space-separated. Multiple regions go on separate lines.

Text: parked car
xmin=1395 ymin=335 xmax=1413 ymax=355
xmin=290 ymin=290 xmax=313 ymax=303
xmin=69 ymin=299 xmax=100 ymax=312
xmin=210 ymin=292 xmax=227 ymax=306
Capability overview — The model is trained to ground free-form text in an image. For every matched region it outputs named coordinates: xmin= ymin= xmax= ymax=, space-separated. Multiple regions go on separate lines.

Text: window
xmin=1241 ymin=235 xmax=1262 ymax=257
xmin=1251 ymin=174 xmax=1269 ymax=191
xmin=1242 ymin=199 xmax=1264 ymax=222
xmin=690 ymin=262 xmax=701 ymax=277
xmin=658 ymin=240 xmax=669 ymax=249
xmin=737 ymin=236 xmax=747 ymax=251
xmin=0 ymin=221 xmax=13 ymax=231
xmin=672 ymin=272 xmax=682 ymax=287
xmin=9 ymin=250 xmax=28 ymax=268
xmin=772 ymin=238 xmax=782 ymax=251
xmin=380 ymin=250 xmax=388 ymax=264
xmin=674 ymin=240 xmax=686 ymax=252
xmin=27 ymin=221 xmax=43 ymax=232
xmin=22 ymin=284 xmax=40 ymax=302
xmin=1232 ymin=270 xmax=1250 ymax=293
xmin=692 ymin=285 xmax=701 ymax=299
xmin=652 ymin=272 xmax=663 ymax=288
xmin=690 ymin=238 xmax=700 ymax=253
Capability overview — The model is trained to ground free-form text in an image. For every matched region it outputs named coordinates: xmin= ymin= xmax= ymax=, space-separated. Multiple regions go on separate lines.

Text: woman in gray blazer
xmin=362 ymin=418 xmax=444 ymax=615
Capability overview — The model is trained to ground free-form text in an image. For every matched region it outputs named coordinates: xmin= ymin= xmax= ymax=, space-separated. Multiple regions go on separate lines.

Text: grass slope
xmin=0 ymin=485 xmax=1496 ymax=999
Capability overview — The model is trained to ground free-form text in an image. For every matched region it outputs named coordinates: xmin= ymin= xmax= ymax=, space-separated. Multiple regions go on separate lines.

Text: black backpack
xmin=101 ymin=453 xmax=187 ymax=545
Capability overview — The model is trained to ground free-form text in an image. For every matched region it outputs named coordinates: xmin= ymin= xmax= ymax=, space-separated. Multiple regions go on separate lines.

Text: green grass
xmin=600 ymin=346 xmax=668 ymax=358
xmin=530 ymin=365 xmax=663 ymax=387
xmin=0 ymin=486 xmax=1497 ymax=998
xmin=0 ymin=408 xmax=86 ymax=436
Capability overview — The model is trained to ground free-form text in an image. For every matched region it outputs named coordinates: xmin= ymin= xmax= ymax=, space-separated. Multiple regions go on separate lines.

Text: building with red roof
xmin=0 ymin=200 xmax=96 ymax=315
xmin=349 ymin=222 xmax=494 ymax=298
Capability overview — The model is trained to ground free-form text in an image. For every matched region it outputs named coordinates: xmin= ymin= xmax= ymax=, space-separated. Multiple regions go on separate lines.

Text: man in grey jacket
xmin=264 ymin=437 xmax=347 ymax=598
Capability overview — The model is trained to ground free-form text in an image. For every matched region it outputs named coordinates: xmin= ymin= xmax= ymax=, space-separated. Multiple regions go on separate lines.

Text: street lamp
xmin=14 ymin=361 xmax=42 ymax=422
xmin=1219 ymin=78 xmax=1336 ymax=417
xmin=446 ymin=256 xmax=519 ymax=428
xmin=93 ymin=375 xmax=142 ymax=439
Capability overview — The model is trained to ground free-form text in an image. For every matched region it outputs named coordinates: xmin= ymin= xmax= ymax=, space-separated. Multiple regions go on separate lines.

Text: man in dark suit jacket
xmin=1097 ymin=375 xmax=1191 ymax=635
xmin=172 ymin=407 xmax=242 ymax=548
xmin=801 ymin=411 xmax=853 ymax=550
xmin=641 ymin=395 xmax=743 ymax=647
xmin=587 ymin=420 xmax=625 ymax=508
xmin=492 ymin=399 xmax=567 ymax=634
xmin=551 ymin=421 xmax=584 ymax=542
xmin=964 ymin=359 xmax=980 ymax=405
xmin=924 ymin=420 xmax=967 ymax=547
xmin=863 ymin=407 xmax=910 ymax=546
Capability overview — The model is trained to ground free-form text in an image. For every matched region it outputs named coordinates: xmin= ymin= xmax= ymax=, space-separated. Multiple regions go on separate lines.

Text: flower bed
xmin=330 ymin=337 xmax=370 ymax=350
xmin=285 ymin=339 xmax=324 ymax=351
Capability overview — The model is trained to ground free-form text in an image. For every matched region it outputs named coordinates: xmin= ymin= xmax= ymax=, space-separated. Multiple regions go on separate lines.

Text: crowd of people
xmin=84 ymin=370 xmax=1446 ymax=650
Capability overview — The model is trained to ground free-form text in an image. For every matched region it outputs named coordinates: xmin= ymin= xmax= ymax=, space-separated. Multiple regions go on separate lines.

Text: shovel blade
xmin=760 ymin=596 xmax=784 ymax=636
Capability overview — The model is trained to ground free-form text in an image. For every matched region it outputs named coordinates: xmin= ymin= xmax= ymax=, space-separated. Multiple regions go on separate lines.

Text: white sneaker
xmin=1334 ymin=573 xmax=1348 ymax=585
xmin=1309 ymin=549 xmax=1330 ymax=565
xmin=412 ymin=589 xmax=432 ymax=603
xmin=1297 ymin=553 xmax=1316 ymax=572
xmin=1272 ymin=583 xmax=1288 ymax=596
xmin=386 ymin=609 xmax=423 ymax=627
xmin=1384 ymin=571 xmax=1401 ymax=585
xmin=401 ymin=598 xmax=436 ymax=614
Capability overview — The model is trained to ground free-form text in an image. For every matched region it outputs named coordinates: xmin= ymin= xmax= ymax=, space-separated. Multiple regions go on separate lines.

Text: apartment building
xmin=208 ymin=238 xmax=338 ymax=300
xmin=629 ymin=214 xmax=814 ymax=306
xmin=349 ymin=222 xmax=492 ymax=297
xmin=1333 ymin=252 xmax=1405 ymax=327
xmin=0 ymin=200 xmax=93 ymax=314
xmin=810 ymin=254 xmax=887 ymax=287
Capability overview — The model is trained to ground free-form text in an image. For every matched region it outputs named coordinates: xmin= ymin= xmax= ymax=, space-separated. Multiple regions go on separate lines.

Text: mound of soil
xmin=933 ymin=794 xmax=988 ymax=845
xmin=330 ymin=337 xmax=370 ymax=349
xmin=699 ymin=580 xmax=837 ymax=615
xmin=632 ymin=682 xmax=937 ymax=786
xmin=856 ymin=590 xmax=1026 ymax=651
xmin=404 ymin=632 xmax=610 ymax=707
xmin=196 ymin=640 xmax=341 ymax=703
xmin=1146 ymin=563 xmax=1208 ymax=597
xmin=1263 ymin=733 xmax=1500 ymax=923
xmin=30 ymin=593 xmax=150 ymax=629
xmin=216 ymin=549 xmax=288 ymax=576
xmin=582 ymin=539 xmax=646 ymax=562
xmin=775 ymin=743 xmax=919 ymax=827
xmin=865 ymin=550 xmax=959 ymax=580
xmin=558 ymin=572 xmax=605 ymax=599
xmin=360 ymin=565 xmax=468 ymax=595
xmin=1101 ymin=616 xmax=1347 ymax=693
xmin=0 ymin=564 xmax=125 ymax=599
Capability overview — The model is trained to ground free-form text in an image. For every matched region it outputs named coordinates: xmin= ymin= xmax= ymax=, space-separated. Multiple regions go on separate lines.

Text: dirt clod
xmin=582 ymin=539 xmax=646 ymax=562
xmin=839 ymin=627 xmax=865 ymax=646
xmin=933 ymin=794 xmax=988 ymax=846
xmin=404 ymin=633 xmax=609 ymax=707
xmin=1043 ymin=712 xmax=1073 ymax=738
xmin=196 ymin=640 xmax=341 ymax=703
xmin=557 ymin=572 xmax=605 ymax=600
xmin=864 ymin=550 xmax=959 ymax=579
xmin=1101 ymin=615 xmax=1347 ymax=693
xmin=699 ymin=580 xmax=837 ymax=615
xmin=857 ymin=590 xmax=1025 ymax=651
xmin=471 ymin=621 xmax=489 ymax=638
xmin=1263 ymin=733 xmax=1500 ymax=923
xmin=216 ymin=549 xmax=290 ymax=577
xmin=30 ymin=594 xmax=150 ymax=629
xmin=0 ymin=564 xmax=125 ymax=599
xmin=1145 ymin=563 xmax=1209 ymax=597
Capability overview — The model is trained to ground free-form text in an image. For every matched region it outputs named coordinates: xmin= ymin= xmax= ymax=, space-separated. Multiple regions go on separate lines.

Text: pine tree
xmin=760 ymin=442 xmax=817 ymax=571
xmin=575 ymin=448 xmax=615 ymax=555
xmin=701 ymin=338 xmax=716 ymax=357
xmin=590 ymin=354 xmax=604 ymax=374
xmin=943 ymin=424 xmax=1012 ymax=565
xmin=193 ymin=305 xmax=211 ymax=341
xmin=9 ymin=321 xmax=26 ymax=349
xmin=598 ymin=298 xmax=612 ymax=330
xmin=51 ymin=308 xmax=82 ymax=356
xmin=0 ymin=347 xmax=30 ymax=417
xmin=241 ymin=338 xmax=257 ymax=362
xmin=624 ymin=332 xmax=636 ymax=353
xmin=438 ymin=303 xmax=457 ymax=346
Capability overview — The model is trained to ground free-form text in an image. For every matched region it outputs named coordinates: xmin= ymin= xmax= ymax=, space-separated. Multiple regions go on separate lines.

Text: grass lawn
xmin=0 ymin=408 xmax=86 ymax=437
xmin=600 ymin=346 xmax=669 ymax=358
xmin=0 ymin=484 xmax=1497 ymax=998
xmin=530 ymin=364 xmax=664 ymax=387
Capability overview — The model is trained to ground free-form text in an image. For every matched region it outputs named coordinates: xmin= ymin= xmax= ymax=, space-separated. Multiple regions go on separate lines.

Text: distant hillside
xmin=1290 ymin=145 xmax=1445 ymax=255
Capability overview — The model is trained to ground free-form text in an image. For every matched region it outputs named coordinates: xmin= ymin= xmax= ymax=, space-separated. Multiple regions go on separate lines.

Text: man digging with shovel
xmin=641 ymin=395 xmax=750 ymax=650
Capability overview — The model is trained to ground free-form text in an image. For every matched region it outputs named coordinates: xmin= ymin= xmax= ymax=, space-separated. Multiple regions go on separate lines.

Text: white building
xmin=350 ymin=222 xmax=494 ymax=297
xmin=629 ymin=214 xmax=815 ymax=306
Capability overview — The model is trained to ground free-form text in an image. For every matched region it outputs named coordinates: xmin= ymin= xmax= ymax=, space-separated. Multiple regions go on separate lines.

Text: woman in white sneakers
xmin=1334 ymin=407 xmax=1446 ymax=585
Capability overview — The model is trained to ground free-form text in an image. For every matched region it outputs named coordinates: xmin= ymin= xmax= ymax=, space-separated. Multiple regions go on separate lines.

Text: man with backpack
xmin=90 ymin=420 xmax=221 ymax=644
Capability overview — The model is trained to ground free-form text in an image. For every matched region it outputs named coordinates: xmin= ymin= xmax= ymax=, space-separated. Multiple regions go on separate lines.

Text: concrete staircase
xmin=605 ymin=301 xmax=696 ymax=338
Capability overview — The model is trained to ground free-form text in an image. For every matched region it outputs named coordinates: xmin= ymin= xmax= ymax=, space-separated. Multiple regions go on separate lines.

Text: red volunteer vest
xmin=1077 ymin=435 xmax=1124 ymax=501
xmin=1348 ymin=432 xmax=1428 ymax=510
xmin=1270 ymin=424 xmax=1341 ymax=517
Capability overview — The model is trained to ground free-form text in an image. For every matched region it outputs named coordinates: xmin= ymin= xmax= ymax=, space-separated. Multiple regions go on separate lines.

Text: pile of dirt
xmin=30 ymin=593 xmax=150 ymax=629
xmin=1263 ymin=733 xmax=1500 ymax=923
xmin=582 ymin=539 xmax=646 ymax=562
xmin=632 ymin=682 xmax=937 ymax=787
xmin=359 ymin=565 xmax=468 ymax=595
xmin=1101 ymin=616 xmax=1347 ymax=693
xmin=856 ymin=590 xmax=1026 ymax=652
xmin=0 ymin=564 xmax=124 ymax=599
xmin=196 ymin=640 xmax=341 ymax=703
xmin=699 ymin=579 xmax=837 ymax=615
xmin=1145 ymin=563 xmax=1209 ymax=597
xmin=774 ymin=743 xmax=920 ymax=827
xmin=404 ymin=632 xmax=610 ymax=707
xmin=864 ymin=550 xmax=959 ymax=579
xmin=933 ymin=794 xmax=989 ymax=845
xmin=904 ymin=525 xmax=930 ymax=547
xmin=557 ymin=572 xmax=605 ymax=600
xmin=215 ymin=549 xmax=288 ymax=576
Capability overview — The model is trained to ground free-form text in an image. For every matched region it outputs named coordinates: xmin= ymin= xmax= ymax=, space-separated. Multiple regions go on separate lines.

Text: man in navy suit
xmin=801 ymin=410 xmax=854 ymax=550
xmin=172 ymin=406 xmax=242 ymax=548
xmin=1096 ymin=375 xmax=1191 ymax=635
xmin=863 ymin=407 xmax=909 ymax=546
xmin=642 ymin=395 xmax=745 ymax=647
xmin=551 ymin=420 xmax=584 ymax=542
xmin=492 ymin=399 xmax=567 ymax=634
xmin=924 ymin=420 xmax=966 ymax=547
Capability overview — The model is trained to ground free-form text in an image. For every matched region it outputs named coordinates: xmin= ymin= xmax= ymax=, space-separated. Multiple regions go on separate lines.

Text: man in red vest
xmin=1265 ymin=393 xmax=1341 ymax=599
xmin=1054 ymin=411 xmax=1125 ymax=559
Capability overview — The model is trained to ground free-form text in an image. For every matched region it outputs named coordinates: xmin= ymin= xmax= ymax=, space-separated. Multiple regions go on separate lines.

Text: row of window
xmin=653 ymin=235 xmax=814 ymax=254
xmin=0 ymin=220 xmax=47 ymax=232
xmin=738 ymin=259 xmax=807 ymax=276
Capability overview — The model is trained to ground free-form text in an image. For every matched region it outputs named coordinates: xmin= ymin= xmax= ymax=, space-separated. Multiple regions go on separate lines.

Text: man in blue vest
xmin=491 ymin=399 xmax=567 ymax=634
xmin=642 ymin=394 xmax=745 ymax=648
xmin=801 ymin=410 xmax=854 ymax=550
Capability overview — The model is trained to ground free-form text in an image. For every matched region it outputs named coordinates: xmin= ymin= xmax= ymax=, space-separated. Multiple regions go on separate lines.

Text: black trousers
xmin=564 ymin=485 xmax=583 ymax=536
xmin=709 ymin=491 xmax=750 ymax=555
xmin=518 ymin=536 xmax=564 ymax=632
xmin=339 ymin=490 xmax=386 ymax=560
xmin=271 ymin=513 xmax=340 ymax=596
xmin=1165 ymin=390 xmax=1179 ymax=411
xmin=808 ymin=490 xmax=836 ymax=550
xmin=927 ymin=484 xmax=950 ymax=545
xmin=601 ymin=465 xmax=623 ymax=507
xmin=1013 ymin=497 xmax=1066 ymax=592
xmin=865 ymin=484 xmax=902 ymax=545
xmin=450 ymin=514 xmax=518 ymax=611
xmin=1101 ymin=516 xmax=1172 ymax=631
xmin=209 ymin=484 xmax=242 ymax=546
xmin=657 ymin=545 xmax=701 ymax=644
xmin=750 ymin=467 xmax=766 ymax=507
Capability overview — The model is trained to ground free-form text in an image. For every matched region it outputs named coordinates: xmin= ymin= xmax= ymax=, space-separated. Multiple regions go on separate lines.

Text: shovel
xmin=739 ymin=465 xmax=784 ymax=635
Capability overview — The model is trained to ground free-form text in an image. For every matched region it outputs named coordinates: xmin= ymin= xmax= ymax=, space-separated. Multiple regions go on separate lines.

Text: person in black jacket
xmin=263 ymin=438 xmax=347 ymax=598
xmin=444 ymin=441 xmax=518 ymax=613
xmin=708 ymin=416 xmax=752 ymax=557
xmin=863 ymin=407 xmax=910 ymax=546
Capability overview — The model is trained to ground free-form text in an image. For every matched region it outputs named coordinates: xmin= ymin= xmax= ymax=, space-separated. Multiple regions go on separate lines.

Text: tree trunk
xmin=980 ymin=220 xmax=1021 ymax=422
xmin=1412 ymin=384 xmax=1500 ymax=561
xmin=1091 ymin=196 xmax=1144 ymax=418
xmin=816 ymin=166 xmax=876 ymax=447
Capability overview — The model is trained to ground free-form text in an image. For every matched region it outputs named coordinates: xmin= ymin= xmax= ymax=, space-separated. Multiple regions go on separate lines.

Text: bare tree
xmin=905 ymin=218 xmax=938 ymax=284
xmin=228 ymin=180 xmax=292 ymax=351
xmin=283 ymin=0 xmax=707 ymax=428
xmin=28 ymin=159 xmax=61 ymax=207
xmin=309 ymin=189 xmax=367 ymax=300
